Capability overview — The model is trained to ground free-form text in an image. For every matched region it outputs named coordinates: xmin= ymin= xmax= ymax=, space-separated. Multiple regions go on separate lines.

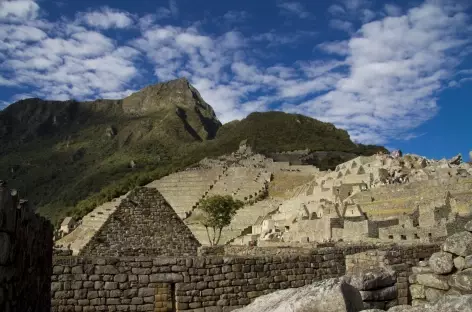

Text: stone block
xmin=106 ymin=298 xmax=121 ymax=305
xmin=410 ymin=284 xmax=426 ymax=299
xmin=449 ymin=269 xmax=472 ymax=292
xmin=443 ymin=231 xmax=472 ymax=257
xmin=416 ymin=274 xmax=450 ymax=290
xmin=138 ymin=287 xmax=154 ymax=297
xmin=104 ymin=282 xmax=118 ymax=290
xmin=360 ymin=285 xmax=397 ymax=301
xmin=114 ymin=274 xmax=128 ymax=283
xmin=95 ymin=265 xmax=119 ymax=275
xmin=425 ymin=287 xmax=446 ymax=302
xmin=71 ymin=266 xmax=84 ymax=274
xmin=454 ymin=257 xmax=466 ymax=271
xmin=429 ymin=252 xmax=453 ymax=274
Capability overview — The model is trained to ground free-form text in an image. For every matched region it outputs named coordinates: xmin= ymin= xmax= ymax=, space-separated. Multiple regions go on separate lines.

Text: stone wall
xmin=52 ymin=245 xmax=373 ymax=312
xmin=409 ymin=223 xmax=472 ymax=306
xmin=0 ymin=181 xmax=53 ymax=312
xmin=80 ymin=187 xmax=201 ymax=257
xmin=346 ymin=243 xmax=440 ymax=306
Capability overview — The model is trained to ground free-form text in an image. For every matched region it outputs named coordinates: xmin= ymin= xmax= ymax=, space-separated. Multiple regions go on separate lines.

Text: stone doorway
xmin=154 ymin=283 xmax=175 ymax=312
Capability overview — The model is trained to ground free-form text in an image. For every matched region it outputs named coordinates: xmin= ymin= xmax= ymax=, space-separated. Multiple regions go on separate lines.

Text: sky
xmin=0 ymin=0 xmax=471 ymax=160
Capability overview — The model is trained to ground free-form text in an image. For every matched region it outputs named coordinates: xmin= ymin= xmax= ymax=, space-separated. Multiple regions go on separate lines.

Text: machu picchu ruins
xmin=56 ymin=141 xmax=472 ymax=254
xmin=3 ymin=125 xmax=472 ymax=312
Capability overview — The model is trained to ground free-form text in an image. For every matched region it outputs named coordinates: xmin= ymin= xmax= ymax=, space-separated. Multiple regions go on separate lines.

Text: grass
xmin=268 ymin=172 xmax=315 ymax=199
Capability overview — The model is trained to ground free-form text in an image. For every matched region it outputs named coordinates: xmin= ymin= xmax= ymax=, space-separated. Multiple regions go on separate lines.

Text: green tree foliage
xmin=198 ymin=195 xmax=244 ymax=246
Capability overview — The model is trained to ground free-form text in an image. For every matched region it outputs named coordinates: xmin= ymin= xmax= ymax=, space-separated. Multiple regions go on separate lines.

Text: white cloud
xmin=277 ymin=1 xmax=312 ymax=19
xmin=0 ymin=3 xmax=140 ymax=102
xmin=0 ymin=24 xmax=47 ymax=41
xmin=252 ymin=30 xmax=316 ymax=47
xmin=297 ymin=2 xmax=472 ymax=143
xmin=317 ymin=40 xmax=349 ymax=56
xmin=222 ymin=11 xmax=249 ymax=23
xmin=0 ymin=0 xmax=471 ymax=147
xmin=169 ymin=0 xmax=179 ymax=18
xmin=0 ymin=0 xmax=39 ymax=22
xmin=78 ymin=7 xmax=134 ymax=29
xmin=329 ymin=19 xmax=354 ymax=33
xmin=384 ymin=4 xmax=403 ymax=16
xmin=328 ymin=4 xmax=345 ymax=16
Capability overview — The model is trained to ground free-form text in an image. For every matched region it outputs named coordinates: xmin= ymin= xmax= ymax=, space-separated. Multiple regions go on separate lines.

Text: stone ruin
xmin=236 ymin=152 xmax=472 ymax=247
xmin=57 ymin=141 xmax=472 ymax=255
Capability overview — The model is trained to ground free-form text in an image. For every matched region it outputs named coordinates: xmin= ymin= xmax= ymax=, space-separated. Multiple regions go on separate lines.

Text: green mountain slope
xmin=0 ymin=78 xmax=386 ymax=224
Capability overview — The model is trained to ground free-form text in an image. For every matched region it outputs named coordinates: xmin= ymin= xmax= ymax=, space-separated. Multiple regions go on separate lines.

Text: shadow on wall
xmin=0 ymin=180 xmax=54 ymax=312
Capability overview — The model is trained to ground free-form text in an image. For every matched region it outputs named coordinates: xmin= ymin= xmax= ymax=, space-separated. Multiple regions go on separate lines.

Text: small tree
xmin=199 ymin=195 xmax=244 ymax=246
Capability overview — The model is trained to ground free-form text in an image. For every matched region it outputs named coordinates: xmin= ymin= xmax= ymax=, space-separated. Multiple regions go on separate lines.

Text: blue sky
xmin=0 ymin=0 xmax=471 ymax=160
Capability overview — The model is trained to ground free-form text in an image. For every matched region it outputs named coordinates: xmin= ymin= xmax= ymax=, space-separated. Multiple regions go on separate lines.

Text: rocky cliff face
xmin=0 ymin=78 xmax=221 ymax=222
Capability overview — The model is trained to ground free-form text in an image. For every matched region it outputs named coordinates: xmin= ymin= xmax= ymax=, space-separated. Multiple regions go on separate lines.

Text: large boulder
xmin=448 ymin=269 xmax=472 ymax=292
xmin=416 ymin=274 xmax=450 ymax=290
xmin=232 ymin=278 xmax=364 ymax=312
xmin=443 ymin=231 xmax=472 ymax=257
xmin=345 ymin=268 xmax=396 ymax=291
xmin=429 ymin=252 xmax=454 ymax=274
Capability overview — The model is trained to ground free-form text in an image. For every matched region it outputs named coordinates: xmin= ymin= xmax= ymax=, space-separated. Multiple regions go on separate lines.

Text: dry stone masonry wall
xmin=0 ymin=181 xmax=53 ymax=312
xmin=346 ymin=243 xmax=440 ymax=307
xmin=81 ymin=187 xmax=201 ymax=257
xmin=51 ymin=245 xmax=374 ymax=312
xmin=409 ymin=221 xmax=472 ymax=306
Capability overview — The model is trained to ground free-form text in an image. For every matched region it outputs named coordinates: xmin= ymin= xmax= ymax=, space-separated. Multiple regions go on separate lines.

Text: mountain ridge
xmin=0 ymin=77 xmax=386 ymax=224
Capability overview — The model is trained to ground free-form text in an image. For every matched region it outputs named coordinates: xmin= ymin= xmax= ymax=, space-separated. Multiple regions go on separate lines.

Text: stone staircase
xmin=55 ymin=193 xmax=129 ymax=255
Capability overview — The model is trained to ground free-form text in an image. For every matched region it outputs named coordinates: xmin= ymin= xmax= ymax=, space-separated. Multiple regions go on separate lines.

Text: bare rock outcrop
xmin=232 ymin=277 xmax=364 ymax=312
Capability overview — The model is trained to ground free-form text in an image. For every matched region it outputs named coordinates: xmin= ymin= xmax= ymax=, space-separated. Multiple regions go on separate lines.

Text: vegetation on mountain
xmin=0 ymin=78 xmax=387 ymax=225
xmin=198 ymin=195 xmax=244 ymax=246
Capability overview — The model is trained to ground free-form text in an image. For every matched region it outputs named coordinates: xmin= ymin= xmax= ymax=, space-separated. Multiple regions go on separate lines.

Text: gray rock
xmin=416 ymin=274 xmax=450 ymax=290
xmin=345 ymin=268 xmax=396 ymax=291
xmin=413 ymin=266 xmax=434 ymax=274
xmin=424 ymin=294 xmax=472 ymax=312
xmin=387 ymin=305 xmax=427 ymax=311
xmin=465 ymin=220 xmax=472 ymax=232
xmin=429 ymin=252 xmax=454 ymax=274
xmin=425 ymin=287 xmax=446 ymax=302
xmin=466 ymin=255 xmax=472 ymax=269
xmin=454 ymin=257 xmax=465 ymax=271
xmin=443 ymin=231 xmax=472 ymax=257
xmin=362 ymin=310 xmax=384 ymax=312
xmin=232 ymin=278 xmax=364 ymax=312
xmin=410 ymin=284 xmax=426 ymax=299
xmin=360 ymin=285 xmax=397 ymax=301
xmin=448 ymin=268 xmax=472 ymax=292
xmin=411 ymin=299 xmax=428 ymax=307
xmin=363 ymin=302 xmax=385 ymax=310
xmin=449 ymin=154 xmax=462 ymax=165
